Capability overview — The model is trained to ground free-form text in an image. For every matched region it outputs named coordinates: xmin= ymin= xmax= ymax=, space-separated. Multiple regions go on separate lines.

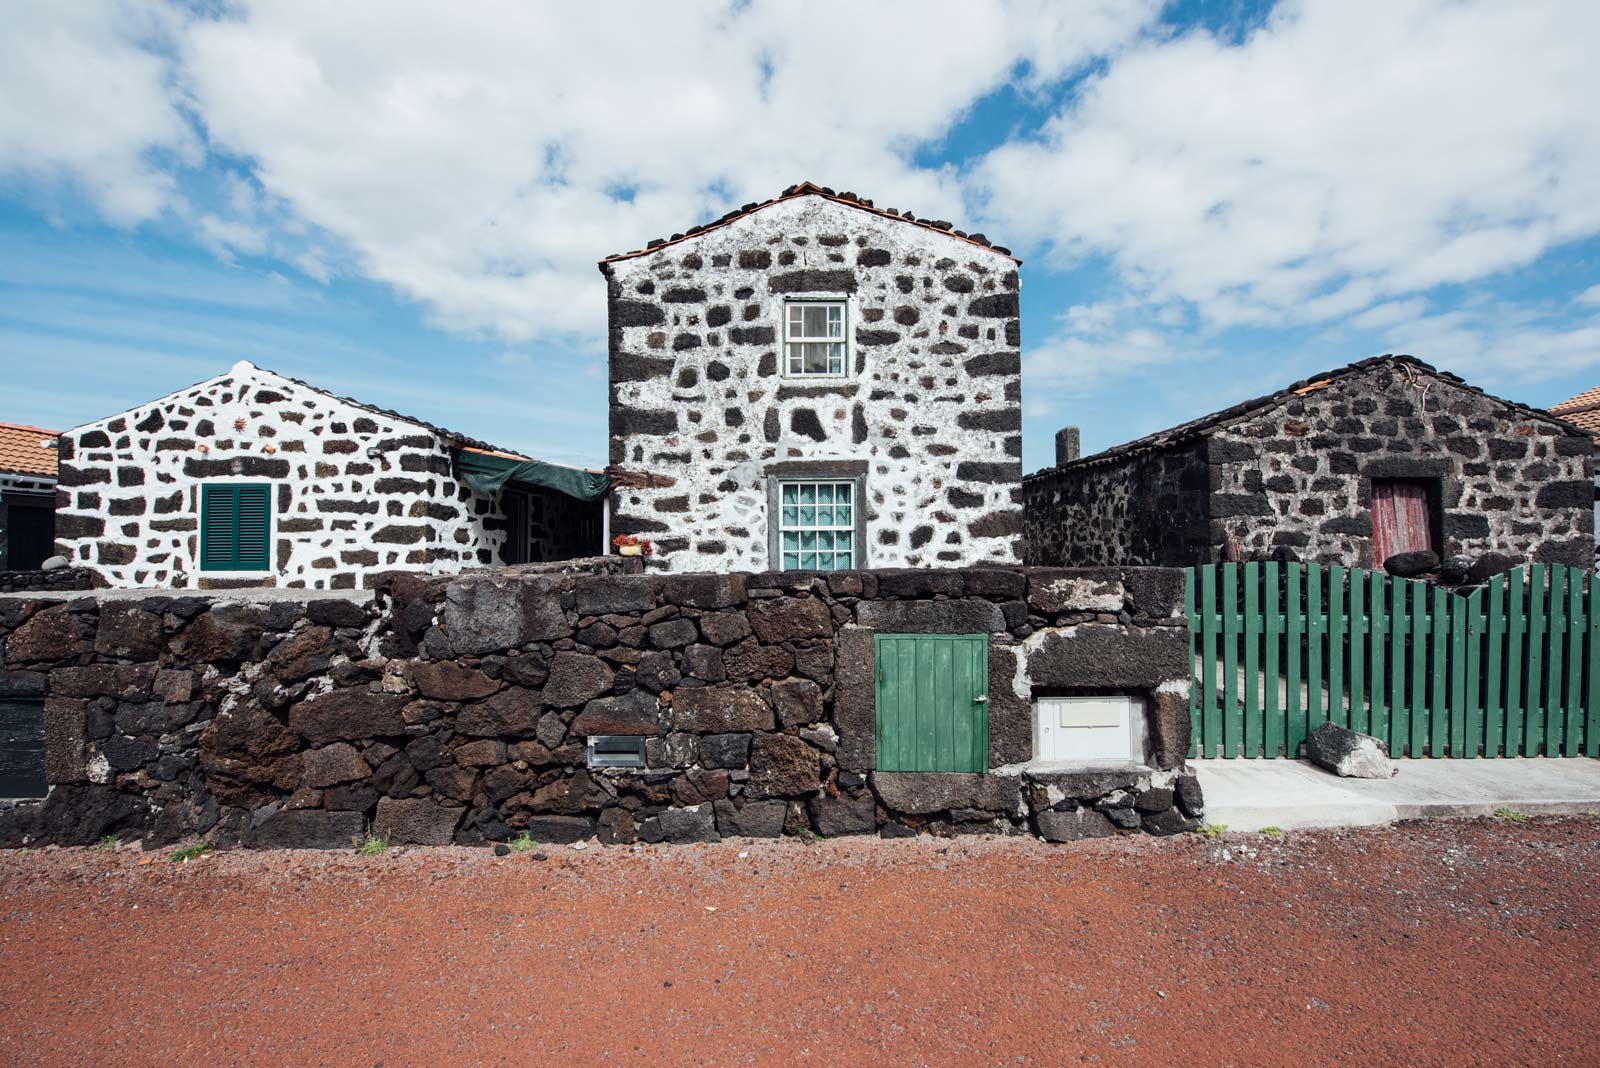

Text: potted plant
xmin=612 ymin=534 xmax=653 ymax=558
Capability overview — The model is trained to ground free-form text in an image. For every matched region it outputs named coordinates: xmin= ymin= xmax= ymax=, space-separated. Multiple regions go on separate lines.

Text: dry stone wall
xmin=0 ymin=564 xmax=1201 ymax=850
xmin=1024 ymin=443 xmax=1210 ymax=566
xmin=604 ymin=196 xmax=1024 ymax=572
xmin=54 ymin=364 xmax=505 ymax=589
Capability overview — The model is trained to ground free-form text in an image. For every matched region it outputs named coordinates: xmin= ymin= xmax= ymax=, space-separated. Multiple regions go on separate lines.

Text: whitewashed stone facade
xmin=55 ymin=363 xmax=508 ymax=589
xmin=601 ymin=184 xmax=1024 ymax=573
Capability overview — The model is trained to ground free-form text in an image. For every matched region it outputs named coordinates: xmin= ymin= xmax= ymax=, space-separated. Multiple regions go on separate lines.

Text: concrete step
xmin=1191 ymin=756 xmax=1600 ymax=832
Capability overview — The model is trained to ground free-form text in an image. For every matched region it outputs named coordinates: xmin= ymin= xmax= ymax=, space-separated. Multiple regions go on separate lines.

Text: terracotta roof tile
xmin=599 ymin=181 xmax=1020 ymax=267
xmin=1550 ymin=387 xmax=1600 ymax=437
xmin=0 ymin=421 xmax=59 ymax=479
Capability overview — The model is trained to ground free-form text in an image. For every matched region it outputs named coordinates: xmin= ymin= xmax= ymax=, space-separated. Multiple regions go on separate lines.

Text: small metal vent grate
xmin=586 ymin=735 xmax=647 ymax=769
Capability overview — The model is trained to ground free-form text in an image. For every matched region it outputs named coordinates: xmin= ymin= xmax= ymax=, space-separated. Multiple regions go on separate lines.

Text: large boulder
xmin=808 ymin=792 xmax=876 ymax=836
xmin=288 ymin=688 xmax=408 ymax=743
xmin=539 ymin=652 xmax=615 ymax=707
xmin=712 ymin=798 xmax=787 ymax=838
xmin=373 ymin=797 xmax=463 ymax=845
xmin=746 ymin=597 xmax=832 ymax=642
xmin=1383 ymin=550 xmax=1439 ymax=578
xmin=673 ymin=686 xmax=774 ymax=732
xmin=442 ymin=575 xmax=569 ymax=655
xmin=747 ymin=734 xmax=820 ymax=797
xmin=1306 ymin=721 xmax=1394 ymax=778
xmin=456 ymin=688 xmax=543 ymax=736
xmin=245 ymin=809 xmax=364 ymax=849
xmin=1036 ymin=807 xmax=1118 ymax=842
xmin=411 ymin=660 xmax=501 ymax=701
xmin=572 ymin=691 xmax=660 ymax=736
xmin=872 ymin=771 xmax=1024 ymax=816
xmin=638 ymin=804 xmax=719 ymax=844
xmin=174 ymin=606 xmax=266 ymax=662
xmin=93 ymin=603 xmax=166 ymax=660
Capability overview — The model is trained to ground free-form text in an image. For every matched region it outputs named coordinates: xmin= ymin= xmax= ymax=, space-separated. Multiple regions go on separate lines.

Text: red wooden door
xmin=1371 ymin=480 xmax=1432 ymax=564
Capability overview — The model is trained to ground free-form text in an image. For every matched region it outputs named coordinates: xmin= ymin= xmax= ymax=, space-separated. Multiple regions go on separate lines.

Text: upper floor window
xmin=784 ymin=300 xmax=846 ymax=377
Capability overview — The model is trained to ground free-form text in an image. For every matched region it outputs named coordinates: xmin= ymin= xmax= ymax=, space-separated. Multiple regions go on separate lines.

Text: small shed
xmin=54 ymin=362 xmax=609 ymax=589
xmin=1025 ymin=355 xmax=1594 ymax=570
xmin=0 ymin=422 xmax=59 ymax=571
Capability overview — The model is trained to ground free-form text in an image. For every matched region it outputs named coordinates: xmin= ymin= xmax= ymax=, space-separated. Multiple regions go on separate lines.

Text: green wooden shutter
xmin=200 ymin=483 xmax=271 ymax=571
xmin=873 ymin=633 xmax=989 ymax=772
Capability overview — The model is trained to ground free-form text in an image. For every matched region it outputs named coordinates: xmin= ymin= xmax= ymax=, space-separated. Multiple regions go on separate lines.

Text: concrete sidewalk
xmin=1192 ymin=756 xmax=1600 ymax=831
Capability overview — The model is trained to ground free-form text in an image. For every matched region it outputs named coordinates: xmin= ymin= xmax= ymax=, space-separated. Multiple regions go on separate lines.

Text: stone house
xmin=0 ymin=422 xmax=59 ymax=572
xmin=54 ymin=362 xmax=609 ymax=589
xmin=1025 ymin=355 xmax=1595 ymax=569
xmin=600 ymin=181 xmax=1025 ymax=574
xmin=1549 ymin=386 xmax=1600 ymax=566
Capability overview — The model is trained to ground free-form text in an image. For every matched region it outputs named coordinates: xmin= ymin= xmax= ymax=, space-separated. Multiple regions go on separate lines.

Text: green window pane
xmin=835 ymin=505 xmax=851 ymax=526
xmin=799 ymin=530 xmax=816 ymax=550
xmin=818 ymin=553 xmax=834 ymax=571
xmin=798 ymin=484 xmax=815 ymax=504
xmin=836 ymin=484 xmax=851 ymax=502
xmin=800 ymin=551 xmax=817 ymax=569
xmin=783 ymin=553 xmax=799 ymax=570
xmin=817 ymin=505 xmax=833 ymax=525
xmin=816 ymin=484 xmax=833 ymax=504
xmin=782 ymin=531 xmax=799 ymax=550
xmin=836 ymin=551 xmax=852 ymax=568
xmin=782 ymin=506 xmax=798 ymax=526
xmin=782 ymin=484 xmax=798 ymax=504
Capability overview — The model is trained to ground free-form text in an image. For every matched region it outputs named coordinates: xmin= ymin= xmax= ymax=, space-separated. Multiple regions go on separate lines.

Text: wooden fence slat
xmin=1588 ymin=572 xmax=1600 ymax=758
xmin=1566 ymin=569 xmax=1585 ymax=757
xmin=1369 ymin=571 xmax=1386 ymax=745
xmin=1526 ymin=564 xmax=1547 ymax=757
xmin=1545 ymin=566 xmax=1567 ymax=756
xmin=1286 ymin=565 xmax=1304 ymax=759
xmin=1305 ymin=563 xmax=1323 ymax=751
xmin=1222 ymin=562 xmax=1240 ymax=759
xmin=1390 ymin=575 xmax=1409 ymax=756
xmin=1408 ymin=581 xmax=1427 ymax=757
xmin=1329 ymin=565 xmax=1346 ymax=729
xmin=1505 ymin=568 xmax=1526 ymax=756
xmin=1350 ymin=572 xmax=1366 ymax=735
xmin=1464 ymin=589 xmax=1483 ymax=758
xmin=1200 ymin=566 xmax=1219 ymax=759
xmin=1244 ymin=562 xmax=1261 ymax=758
xmin=1185 ymin=569 xmax=1199 ymax=759
xmin=1430 ymin=585 xmax=1449 ymax=757
xmin=1264 ymin=563 xmax=1283 ymax=759
xmin=1485 ymin=576 xmax=1505 ymax=757
xmin=1449 ymin=588 xmax=1466 ymax=757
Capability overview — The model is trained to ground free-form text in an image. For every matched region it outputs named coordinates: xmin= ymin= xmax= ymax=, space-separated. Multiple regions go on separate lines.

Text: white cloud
xmin=166 ymin=0 xmax=1156 ymax=340
xmin=1577 ymin=283 xmax=1600 ymax=307
xmin=1370 ymin=302 xmax=1600 ymax=387
xmin=0 ymin=1 xmax=195 ymax=223
xmin=973 ymin=0 xmax=1600 ymax=332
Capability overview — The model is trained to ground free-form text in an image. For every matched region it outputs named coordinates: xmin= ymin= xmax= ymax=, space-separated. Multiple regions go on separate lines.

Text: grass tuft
xmin=357 ymin=827 xmax=390 ymax=856
xmin=509 ymin=831 xmax=539 ymax=853
xmin=1258 ymin=826 xmax=1284 ymax=837
xmin=1493 ymin=807 xmax=1528 ymax=823
xmin=171 ymin=843 xmax=210 ymax=863
xmin=91 ymin=834 xmax=121 ymax=851
xmin=1195 ymin=823 xmax=1228 ymax=838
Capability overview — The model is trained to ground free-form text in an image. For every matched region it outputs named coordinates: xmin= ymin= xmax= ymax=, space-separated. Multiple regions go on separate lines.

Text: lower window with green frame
xmin=200 ymin=483 xmax=271 ymax=572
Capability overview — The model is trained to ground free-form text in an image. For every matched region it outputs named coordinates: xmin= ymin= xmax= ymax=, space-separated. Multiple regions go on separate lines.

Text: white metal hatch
xmin=1033 ymin=696 xmax=1142 ymax=763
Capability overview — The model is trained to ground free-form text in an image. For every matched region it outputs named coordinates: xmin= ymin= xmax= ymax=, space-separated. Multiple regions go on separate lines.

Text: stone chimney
xmin=1055 ymin=426 xmax=1080 ymax=466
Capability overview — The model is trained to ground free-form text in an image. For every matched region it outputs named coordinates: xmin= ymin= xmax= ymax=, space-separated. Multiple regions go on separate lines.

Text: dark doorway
xmin=0 ymin=699 xmax=46 ymax=798
xmin=2 ymin=494 xmax=55 ymax=571
xmin=1371 ymin=479 xmax=1439 ymax=564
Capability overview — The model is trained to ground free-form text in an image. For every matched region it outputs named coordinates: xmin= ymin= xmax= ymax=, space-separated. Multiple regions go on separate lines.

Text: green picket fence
xmin=1185 ymin=562 xmax=1600 ymax=759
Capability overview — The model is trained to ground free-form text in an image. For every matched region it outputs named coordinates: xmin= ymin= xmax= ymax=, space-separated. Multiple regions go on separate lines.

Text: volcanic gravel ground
xmin=1 ymin=816 xmax=1597 ymax=1067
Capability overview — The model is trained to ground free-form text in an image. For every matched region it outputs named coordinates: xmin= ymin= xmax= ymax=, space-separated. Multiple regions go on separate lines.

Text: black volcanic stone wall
xmin=0 ymin=564 xmax=1200 ymax=850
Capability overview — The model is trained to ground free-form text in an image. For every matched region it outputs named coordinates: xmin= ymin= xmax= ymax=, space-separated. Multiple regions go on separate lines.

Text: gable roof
xmin=70 ymin=362 xmax=538 ymax=463
xmin=1550 ymin=386 xmax=1600 ymax=438
xmin=598 ymin=181 xmax=1020 ymax=267
xmin=1028 ymin=354 xmax=1587 ymax=480
xmin=0 ymin=421 xmax=59 ymax=479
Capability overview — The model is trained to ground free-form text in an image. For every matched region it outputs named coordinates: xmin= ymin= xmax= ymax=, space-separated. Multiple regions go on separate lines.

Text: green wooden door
xmin=874 ymin=633 xmax=989 ymax=772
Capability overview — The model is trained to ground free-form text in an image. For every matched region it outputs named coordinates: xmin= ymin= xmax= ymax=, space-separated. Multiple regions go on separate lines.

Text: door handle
xmin=973 ymin=695 xmax=988 ymax=703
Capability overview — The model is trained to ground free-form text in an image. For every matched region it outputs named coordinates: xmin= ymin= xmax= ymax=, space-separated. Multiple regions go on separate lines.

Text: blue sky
xmin=3 ymin=0 xmax=1598 ymax=472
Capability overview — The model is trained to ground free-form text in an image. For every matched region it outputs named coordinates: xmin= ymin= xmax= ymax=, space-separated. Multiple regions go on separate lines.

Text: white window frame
xmin=781 ymin=299 xmax=850 ymax=379
xmin=775 ymin=478 xmax=857 ymax=572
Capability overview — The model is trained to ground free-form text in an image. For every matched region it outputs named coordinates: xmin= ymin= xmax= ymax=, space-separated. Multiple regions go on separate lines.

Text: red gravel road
xmin=2 ymin=818 xmax=1598 ymax=1068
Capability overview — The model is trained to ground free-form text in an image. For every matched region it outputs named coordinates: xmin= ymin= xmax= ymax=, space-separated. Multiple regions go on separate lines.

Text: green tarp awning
xmin=453 ymin=449 xmax=610 ymax=501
